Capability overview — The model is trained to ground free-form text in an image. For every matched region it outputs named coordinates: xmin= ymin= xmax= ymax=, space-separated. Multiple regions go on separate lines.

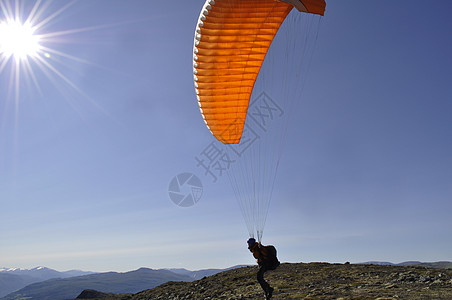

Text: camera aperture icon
xmin=168 ymin=173 xmax=203 ymax=207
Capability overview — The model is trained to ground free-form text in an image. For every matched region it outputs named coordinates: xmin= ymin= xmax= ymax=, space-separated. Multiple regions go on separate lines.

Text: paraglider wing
xmin=193 ymin=0 xmax=325 ymax=144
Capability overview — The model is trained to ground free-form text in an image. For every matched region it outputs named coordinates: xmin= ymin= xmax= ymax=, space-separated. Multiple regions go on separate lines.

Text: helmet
xmin=247 ymin=238 xmax=256 ymax=249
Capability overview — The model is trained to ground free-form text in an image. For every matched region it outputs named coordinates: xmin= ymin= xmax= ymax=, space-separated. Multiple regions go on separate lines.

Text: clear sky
xmin=0 ymin=0 xmax=451 ymax=272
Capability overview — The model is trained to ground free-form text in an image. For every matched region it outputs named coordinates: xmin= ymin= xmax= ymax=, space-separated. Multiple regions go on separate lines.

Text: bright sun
xmin=0 ymin=19 xmax=41 ymax=61
xmin=0 ymin=0 xmax=109 ymax=105
xmin=0 ymin=0 xmax=84 ymax=103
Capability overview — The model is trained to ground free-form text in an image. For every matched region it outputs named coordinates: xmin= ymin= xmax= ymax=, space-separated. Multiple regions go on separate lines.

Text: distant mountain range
xmin=0 ymin=266 xmax=243 ymax=300
xmin=166 ymin=265 xmax=248 ymax=280
xmin=360 ymin=261 xmax=452 ymax=269
xmin=0 ymin=268 xmax=194 ymax=300
xmin=0 ymin=267 xmax=94 ymax=298
xmin=0 ymin=266 xmax=94 ymax=280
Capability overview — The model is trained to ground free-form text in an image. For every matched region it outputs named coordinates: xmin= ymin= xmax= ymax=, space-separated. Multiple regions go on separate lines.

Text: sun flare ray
xmin=22 ymin=57 xmax=44 ymax=97
xmin=32 ymin=0 xmax=76 ymax=32
xmin=25 ymin=0 xmax=41 ymax=23
xmin=0 ymin=1 xmax=13 ymax=20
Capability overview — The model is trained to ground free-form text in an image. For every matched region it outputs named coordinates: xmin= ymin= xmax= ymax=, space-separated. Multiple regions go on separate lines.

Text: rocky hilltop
xmin=74 ymin=262 xmax=452 ymax=300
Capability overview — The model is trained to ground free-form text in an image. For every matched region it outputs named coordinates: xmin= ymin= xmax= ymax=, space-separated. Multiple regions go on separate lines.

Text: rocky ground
xmin=74 ymin=262 xmax=452 ymax=300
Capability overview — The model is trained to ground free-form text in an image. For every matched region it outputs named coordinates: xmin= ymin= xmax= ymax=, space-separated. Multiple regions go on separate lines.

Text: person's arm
xmin=256 ymin=244 xmax=266 ymax=264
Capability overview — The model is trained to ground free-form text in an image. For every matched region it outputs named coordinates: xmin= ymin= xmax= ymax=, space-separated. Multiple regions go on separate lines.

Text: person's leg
xmin=267 ymin=286 xmax=274 ymax=299
xmin=257 ymin=265 xmax=270 ymax=294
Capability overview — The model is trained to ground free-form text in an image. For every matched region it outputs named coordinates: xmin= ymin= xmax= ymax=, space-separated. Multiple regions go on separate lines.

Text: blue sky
xmin=0 ymin=0 xmax=451 ymax=272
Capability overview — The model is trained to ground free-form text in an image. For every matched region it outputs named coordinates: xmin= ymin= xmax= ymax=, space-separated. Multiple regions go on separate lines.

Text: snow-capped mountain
xmin=0 ymin=267 xmax=27 ymax=272
xmin=0 ymin=266 xmax=94 ymax=280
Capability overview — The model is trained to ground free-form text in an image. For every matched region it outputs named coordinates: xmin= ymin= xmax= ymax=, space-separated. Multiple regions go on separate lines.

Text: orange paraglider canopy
xmin=193 ymin=0 xmax=325 ymax=144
